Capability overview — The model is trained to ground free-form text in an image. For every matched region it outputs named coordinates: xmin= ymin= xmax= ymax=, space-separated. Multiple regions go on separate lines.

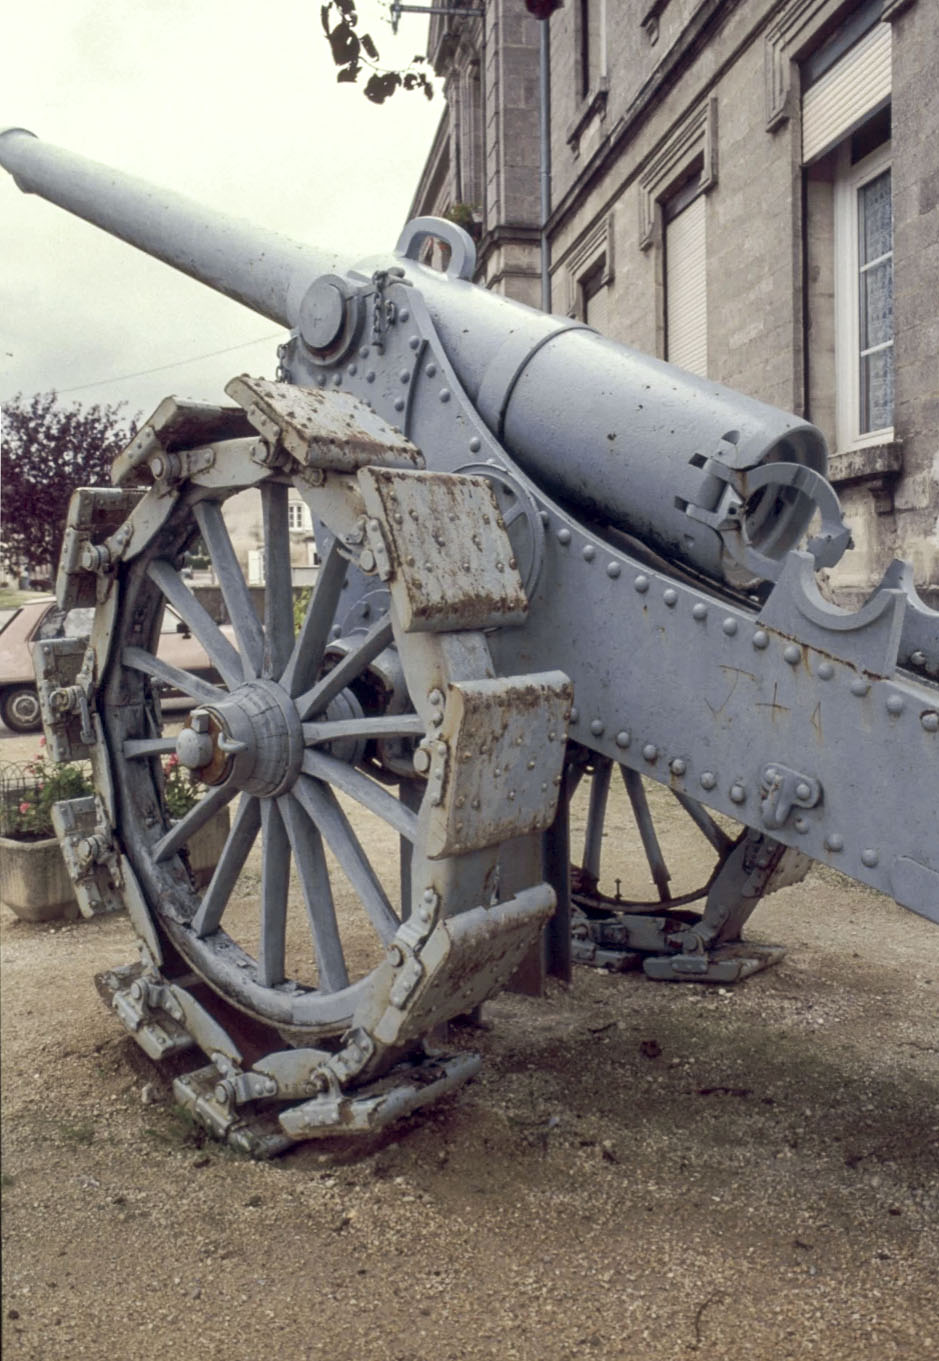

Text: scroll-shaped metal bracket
xmin=872 ymin=559 xmax=939 ymax=676
xmin=685 ymin=459 xmax=851 ymax=582
xmin=759 ymin=550 xmax=908 ymax=676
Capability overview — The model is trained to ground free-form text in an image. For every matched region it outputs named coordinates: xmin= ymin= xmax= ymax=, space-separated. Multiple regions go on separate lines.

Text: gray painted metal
xmin=3 ymin=129 xmax=937 ymax=1149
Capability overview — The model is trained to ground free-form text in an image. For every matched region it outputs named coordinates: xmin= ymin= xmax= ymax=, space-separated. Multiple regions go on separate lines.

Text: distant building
xmin=408 ymin=0 xmax=938 ymax=607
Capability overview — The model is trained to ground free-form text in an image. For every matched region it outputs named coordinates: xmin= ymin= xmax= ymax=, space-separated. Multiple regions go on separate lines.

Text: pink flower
xmin=19 ymin=802 xmax=31 ymax=814
xmin=166 ymin=754 xmax=180 ymax=770
xmin=38 ymin=736 xmax=46 ymax=747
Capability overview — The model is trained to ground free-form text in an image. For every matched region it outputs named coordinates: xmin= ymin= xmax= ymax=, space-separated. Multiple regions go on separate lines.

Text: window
xmin=287 ymin=501 xmax=308 ymax=533
xmin=564 ymin=213 xmax=614 ymax=322
xmin=800 ymin=18 xmax=893 ymax=454
xmin=577 ymin=0 xmax=605 ymax=100
xmin=664 ymin=181 xmax=707 ymax=376
xmin=834 ymin=139 xmax=893 ymax=447
xmin=581 ymin=261 xmax=609 ymax=332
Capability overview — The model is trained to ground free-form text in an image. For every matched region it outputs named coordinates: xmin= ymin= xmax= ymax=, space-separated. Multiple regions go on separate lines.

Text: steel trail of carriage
xmin=2 ymin=128 xmax=936 ymax=1153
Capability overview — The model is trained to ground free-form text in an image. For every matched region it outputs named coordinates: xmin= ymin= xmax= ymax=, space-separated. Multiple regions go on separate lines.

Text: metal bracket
xmin=759 ymin=764 xmax=821 ymax=830
xmin=51 ymin=795 xmax=124 ymax=918
xmin=56 ymin=487 xmax=145 ymax=607
xmin=33 ymin=636 xmax=97 ymax=761
xmin=361 ymin=516 xmax=393 ymax=580
xmin=278 ymin=1051 xmax=482 ymax=1141
xmin=226 ymin=375 xmax=422 ymax=472
xmin=685 ymin=459 xmax=851 ymax=582
xmin=357 ymin=467 xmax=530 ymax=633
xmin=426 ymin=672 xmax=573 ymax=859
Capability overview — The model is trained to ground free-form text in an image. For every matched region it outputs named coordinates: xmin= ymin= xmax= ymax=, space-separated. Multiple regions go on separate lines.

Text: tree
xmin=0 ymin=392 xmax=136 ymax=582
xmin=321 ymin=1 xmax=434 ymax=102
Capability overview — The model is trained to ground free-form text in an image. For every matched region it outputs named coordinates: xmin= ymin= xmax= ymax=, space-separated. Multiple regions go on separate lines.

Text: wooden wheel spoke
xmin=295 ymin=615 xmax=394 ymax=722
xmin=279 ymin=537 xmax=348 ymax=697
xmin=261 ymin=482 xmax=294 ymax=680
xmin=147 ymin=558 xmax=244 ymax=690
xmin=194 ymin=499 xmax=264 ymax=678
xmin=278 ymin=794 xmax=349 ymax=993
xmin=259 ymin=799 xmax=290 ymax=986
xmin=152 ymin=782 xmax=238 ymax=864
xmin=192 ymin=795 xmax=262 ymax=937
xmin=123 ymin=736 xmax=177 ymax=759
xmin=620 ymin=766 xmax=672 ymax=902
xmin=301 ymin=749 xmax=419 ymax=842
xmin=293 ymin=775 xmax=399 ymax=943
xmin=302 ymin=714 xmax=425 ymax=745
xmin=123 ymin=646 xmax=225 ymax=705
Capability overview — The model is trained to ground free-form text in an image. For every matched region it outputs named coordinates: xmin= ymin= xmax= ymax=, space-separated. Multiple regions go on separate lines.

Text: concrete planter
xmin=0 ymin=809 xmax=230 ymax=921
xmin=186 ymin=808 xmax=230 ymax=888
xmin=0 ymin=834 xmax=79 ymax=922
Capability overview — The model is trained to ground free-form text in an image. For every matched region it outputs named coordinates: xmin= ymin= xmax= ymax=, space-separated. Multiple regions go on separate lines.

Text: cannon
xmin=2 ymin=128 xmax=937 ymax=1153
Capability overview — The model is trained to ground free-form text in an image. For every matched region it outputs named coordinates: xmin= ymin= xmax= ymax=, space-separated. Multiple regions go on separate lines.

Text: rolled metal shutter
xmin=665 ymin=193 xmax=707 ymax=376
xmin=802 ymin=22 xmax=891 ymax=164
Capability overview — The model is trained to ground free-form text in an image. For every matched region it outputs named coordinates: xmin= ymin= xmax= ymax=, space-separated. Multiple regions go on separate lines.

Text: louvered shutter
xmin=665 ymin=193 xmax=707 ymax=376
xmin=802 ymin=23 xmax=891 ymax=164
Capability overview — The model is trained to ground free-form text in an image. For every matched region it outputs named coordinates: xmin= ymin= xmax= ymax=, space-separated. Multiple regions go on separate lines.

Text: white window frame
xmin=287 ymin=500 xmax=308 ymax=533
xmin=833 ymin=139 xmax=893 ymax=452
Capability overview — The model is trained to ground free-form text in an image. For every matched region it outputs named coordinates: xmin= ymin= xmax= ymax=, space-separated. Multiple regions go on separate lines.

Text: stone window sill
xmin=828 ymin=440 xmax=903 ymax=515
xmin=828 ymin=440 xmax=903 ymax=484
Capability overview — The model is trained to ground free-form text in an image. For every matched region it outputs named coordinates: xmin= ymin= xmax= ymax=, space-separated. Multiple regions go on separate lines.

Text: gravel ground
xmin=1 ymin=723 xmax=937 ymax=1361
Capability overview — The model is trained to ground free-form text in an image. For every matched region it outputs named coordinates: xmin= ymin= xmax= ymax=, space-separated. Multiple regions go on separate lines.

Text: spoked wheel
xmin=569 ymin=748 xmax=737 ymax=911
xmin=56 ymin=382 xmax=570 ymax=1142
xmin=103 ymin=479 xmax=436 ymax=1044
xmin=565 ymin=747 xmax=750 ymax=972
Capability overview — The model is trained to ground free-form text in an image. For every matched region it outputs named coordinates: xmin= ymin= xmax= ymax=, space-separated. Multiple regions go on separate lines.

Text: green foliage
xmin=321 ymin=1 xmax=434 ymax=102
xmin=0 ymin=392 xmax=136 ymax=580
xmin=1 ymin=747 xmax=94 ymax=840
xmin=161 ymin=754 xmax=202 ymax=819
xmin=293 ymin=585 xmax=313 ymax=635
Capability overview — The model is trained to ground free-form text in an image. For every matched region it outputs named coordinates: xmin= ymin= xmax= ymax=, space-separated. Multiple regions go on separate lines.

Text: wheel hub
xmin=178 ymin=680 xmax=304 ymax=797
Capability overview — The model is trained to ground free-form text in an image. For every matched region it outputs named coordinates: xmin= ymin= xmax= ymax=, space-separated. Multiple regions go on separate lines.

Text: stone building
xmin=408 ymin=0 xmax=938 ymax=606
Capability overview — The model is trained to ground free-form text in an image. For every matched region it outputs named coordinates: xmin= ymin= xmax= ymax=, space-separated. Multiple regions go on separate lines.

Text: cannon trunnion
xmin=2 ymin=129 xmax=936 ymax=1151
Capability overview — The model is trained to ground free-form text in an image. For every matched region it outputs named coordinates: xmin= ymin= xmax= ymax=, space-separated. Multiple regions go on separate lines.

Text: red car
xmin=0 ymin=597 xmax=236 ymax=732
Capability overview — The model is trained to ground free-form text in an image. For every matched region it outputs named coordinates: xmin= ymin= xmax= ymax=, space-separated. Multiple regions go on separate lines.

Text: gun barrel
xmin=0 ymin=127 xmax=339 ymax=328
xmin=2 ymin=127 xmax=833 ymax=585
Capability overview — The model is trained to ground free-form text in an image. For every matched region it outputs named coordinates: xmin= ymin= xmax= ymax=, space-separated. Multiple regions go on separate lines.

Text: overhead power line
xmin=51 ymin=332 xmax=285 ymax=396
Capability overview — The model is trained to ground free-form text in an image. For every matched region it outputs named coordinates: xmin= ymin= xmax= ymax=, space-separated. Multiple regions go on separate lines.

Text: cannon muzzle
xmin=0 ymin=126 xmax=340 ymax=328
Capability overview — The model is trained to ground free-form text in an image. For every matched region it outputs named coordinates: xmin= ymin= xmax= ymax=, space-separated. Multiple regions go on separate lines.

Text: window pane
xmin=860 ymin=346 xmax=894 ymax=434
xmin=859 ymin=168 xmax=891 ymax=263
xmin=860 ymin=259 xmax=893 ymax=350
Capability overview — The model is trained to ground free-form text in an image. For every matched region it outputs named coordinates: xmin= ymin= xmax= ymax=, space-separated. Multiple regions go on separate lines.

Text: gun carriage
xmin=1 ymin=128 xmax=936 ymax=1153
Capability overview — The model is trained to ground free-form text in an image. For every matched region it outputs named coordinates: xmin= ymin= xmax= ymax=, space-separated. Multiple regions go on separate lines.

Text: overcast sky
xmin=0 ymin=0 xmax=441 ymax=424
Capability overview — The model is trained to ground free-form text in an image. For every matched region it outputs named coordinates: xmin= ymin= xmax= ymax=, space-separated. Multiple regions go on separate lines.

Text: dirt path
xmin=1 ymin=722 xmax=938 ymax=1360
